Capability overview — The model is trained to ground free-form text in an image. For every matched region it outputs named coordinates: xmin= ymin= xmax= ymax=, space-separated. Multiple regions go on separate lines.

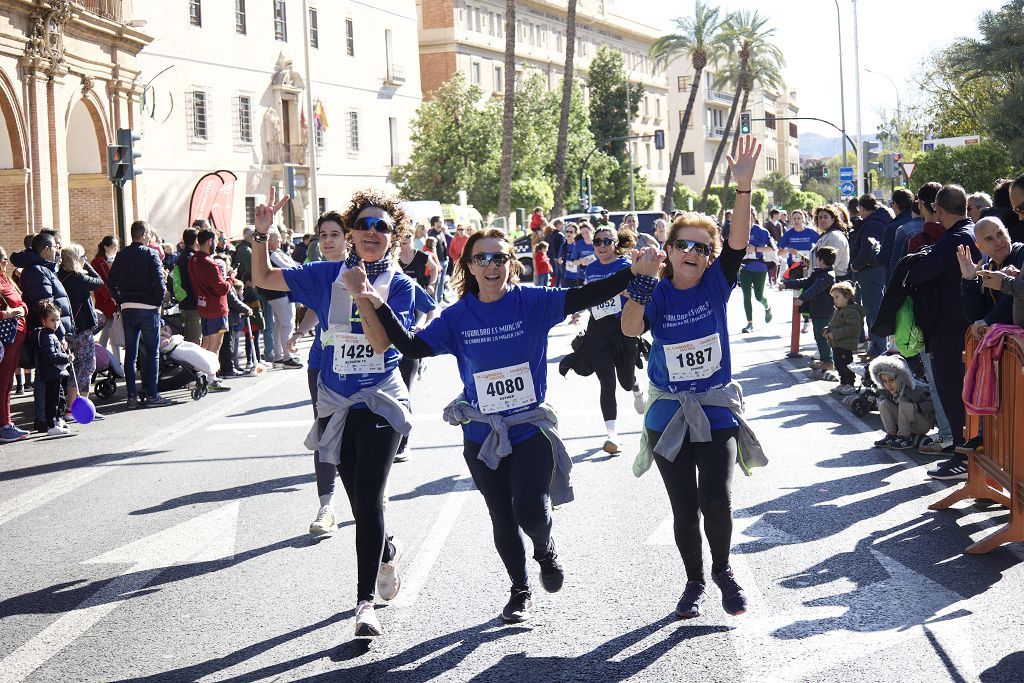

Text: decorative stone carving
xmin=264 ymin=108 xmax=282 ymax=145
xmin=23 ymin=1 xmax=78 ymax=76
xmin=80 ymin=74 xmax=94 ymax=94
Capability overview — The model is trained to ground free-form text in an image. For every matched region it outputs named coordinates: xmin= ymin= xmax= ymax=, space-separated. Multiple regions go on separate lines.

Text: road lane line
xmin=0 ymin=372 xmax=294 ymax=529
xmin=206 ymin=419 xmax=312 ymax=431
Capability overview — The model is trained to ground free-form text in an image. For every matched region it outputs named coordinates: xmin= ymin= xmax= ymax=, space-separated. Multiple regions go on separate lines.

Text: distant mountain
xmin=798 ymin=132 xmax=877 ymax=161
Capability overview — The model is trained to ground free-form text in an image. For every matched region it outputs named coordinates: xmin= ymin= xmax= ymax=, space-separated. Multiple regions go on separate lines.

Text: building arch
xmin=66 ymin=96 xmax=114 ymax=249
xmin=0 ymin=66 xmax=30 ymax=248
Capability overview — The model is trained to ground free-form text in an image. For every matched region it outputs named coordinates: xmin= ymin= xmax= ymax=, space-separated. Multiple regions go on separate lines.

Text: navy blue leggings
xmin=463 ymin=431 xmax=555 ymax=592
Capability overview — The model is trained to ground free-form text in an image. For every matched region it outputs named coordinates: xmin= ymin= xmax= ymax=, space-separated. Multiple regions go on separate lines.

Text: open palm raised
xmin=726 ymin=135 xmax=763 ymax=189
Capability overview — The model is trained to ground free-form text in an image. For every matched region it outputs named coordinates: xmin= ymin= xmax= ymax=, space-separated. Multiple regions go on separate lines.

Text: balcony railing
xmin=266 ymin=143 xmax=309 ymax=165
xmin=384 ymin=63 xmax=406 ymax=86
xmin=76 ymin=0 xmax=128 ymax=22
xmin=706 ymin=88 xmax=734 ymax=103
xmin=708 ymin=125 xmax=726 ymax=138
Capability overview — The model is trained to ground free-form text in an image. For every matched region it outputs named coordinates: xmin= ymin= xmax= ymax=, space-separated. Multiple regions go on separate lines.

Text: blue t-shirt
xmin=308 ymin=327 xmax=323 ymax=370
xmin=416 ymin=285 xmax=567 ymax=445
xmin=778 ymin=228 xmax=820 ymax=265
xmin=584 ymin=256 xmax=631 ymax=318
xmin=644 ymin=259 xmax=739 ymax=432
xmin=573 ymin=241 xmax=595 ymax=267
xmin=283 ymin=261 xmax=416 ymax=399
xmin=741 ymin=224 xmax=772 ymax=272
xmin=413 ymin=283 xmax=437 ymax=315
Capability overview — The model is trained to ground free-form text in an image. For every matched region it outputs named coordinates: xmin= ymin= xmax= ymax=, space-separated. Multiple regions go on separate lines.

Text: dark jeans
xmin=834 ymin=347 xmax=855 ymax=385
xmin=122 ymin=308 xmax=160 ymax=399
xmin=650 ymin=427 xmax=738 ymax=582
xmin=464 ymin=431 xmax=554 ymax=592
xmin=44 ymin=377 xmax=67 ymax=426
xmin=928 ymin=335 xmax=968 ymax=447
xmin=811 ymin=316 xmax=833 ymax=364
xmin=307 ymin=367 xmax=337 ymax=499
xmin=318 ymin=407 xmax=400 ymax=602
xmin=855 ymin=267 xmax=886 ymax=356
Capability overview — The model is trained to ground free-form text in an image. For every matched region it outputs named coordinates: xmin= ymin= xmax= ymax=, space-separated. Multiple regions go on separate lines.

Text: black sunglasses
xmin=470 ymin=252 xmax=512 ymax=267
xmin=352 ymin=216 xmax=395 ymax=233
xmin=593 ymin=237 xmax=615 ymax=247
xmin=669 ymin=239 xmax=712 ymax=257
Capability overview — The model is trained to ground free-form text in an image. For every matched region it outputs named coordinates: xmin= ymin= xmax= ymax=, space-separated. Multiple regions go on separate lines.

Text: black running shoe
xmin=675 ymin=581 xmax=707 ymax=619
xmin=537 ymin=541 xmax=565 ymax=593
xmin=928 ymin=455 xmax=968 ymax=481
xmin=712 ymin=566 xmax=748 ymax=616
xmin=501 ymin=589 xmax=532 ymax=624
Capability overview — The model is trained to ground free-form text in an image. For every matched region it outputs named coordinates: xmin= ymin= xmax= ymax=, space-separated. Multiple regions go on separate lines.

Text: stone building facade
xmin=0 ymin=0 xmax=148 ymax=254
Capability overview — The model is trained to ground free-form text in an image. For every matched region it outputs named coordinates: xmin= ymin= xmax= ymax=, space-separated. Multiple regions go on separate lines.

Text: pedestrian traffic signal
xmin=117 ymin=128 xmax=142 ymax=180
xmin=653 ymin=129 xmax=665 ymax=150
xmin=822 ymin=167 xmax=829 ymax=178
xmin=739 ymin=111 xmax=752 ymax=135
xmin=862 ymin=140 xmax=881 ymax=173
xmin=106 ymin=144 xmax=127 ymax=183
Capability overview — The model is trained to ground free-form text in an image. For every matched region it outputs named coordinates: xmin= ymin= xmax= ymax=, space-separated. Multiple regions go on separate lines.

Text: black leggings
xmin=464 ymin=430 xmax=555 ymax=592
xmin=649 ymin=426 xmax=738 ymax=583
xmin=308 ymin=368 xmax=337 ymax=499
xmin=593 ymin=351 xmax=637 ymax=422
xmin=318 ymin=408 xmax=401 ymax=602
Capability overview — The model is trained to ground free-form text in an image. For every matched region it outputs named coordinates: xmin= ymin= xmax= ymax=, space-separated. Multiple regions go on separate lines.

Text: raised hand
xmin=254 ymin=186 xmax=290 ymax=235
xmin=630 ymin=246 xmax=666 ymax=277
xmin=726 ymin=135 xmax=763 ymax=189
xmin=342 ymin=263 xmax=369 ymax=295
xmin=956 ymin=245 xmax=979 ymax=280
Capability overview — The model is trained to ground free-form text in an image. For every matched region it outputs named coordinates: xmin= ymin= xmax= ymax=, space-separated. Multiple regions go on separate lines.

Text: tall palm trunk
xmin=498 ymin=0 xmax=516 ymax=219
xmin=663 ymin=66 xmax=704 ymax=212
xmin=551 ymin=0 xmax=578 ymax=217
xmin=718 ymin=87 xmax=751 ymax=218
xmin=698 ymin=81 xmax=743 ymax=212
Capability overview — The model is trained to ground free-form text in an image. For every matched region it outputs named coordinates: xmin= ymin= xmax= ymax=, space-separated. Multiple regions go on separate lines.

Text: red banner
xmin=210 ymin=170 xmax=238 ymax=237
xmin=189 ymin=172 xmax=223 ymax=227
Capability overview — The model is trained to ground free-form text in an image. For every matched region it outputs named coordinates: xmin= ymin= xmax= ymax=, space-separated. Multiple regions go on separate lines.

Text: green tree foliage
xmin=784 ymin=191 xmax=827 ymax=214
xmin=909 ymin=141 xmax=1013 ymax=194
xmin=757 ymin=171 xmax=794 ymax=207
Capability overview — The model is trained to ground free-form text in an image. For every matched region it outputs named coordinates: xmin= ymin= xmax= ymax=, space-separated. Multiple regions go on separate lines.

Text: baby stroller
xmin=838 ymin=352 xmax=928 ymax=417
xmin=159 ymin=334 xmax=212 ymax=401
xmin=91 ymin=343 xmax=122 ymax=400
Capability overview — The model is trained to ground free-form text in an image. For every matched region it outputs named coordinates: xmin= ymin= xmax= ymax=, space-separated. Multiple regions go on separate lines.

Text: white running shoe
xmin=308 ymin=506 xmax=338 ymax=537
xmin=632 ymin=388 xmax=646 ymax=415
xmin=46 ymin=425 xmax=71 ymax=437
xmin=354 ymin=600 xmax=382 ymax=637
xmin=377 ymin=539 xmax=403 ymax=601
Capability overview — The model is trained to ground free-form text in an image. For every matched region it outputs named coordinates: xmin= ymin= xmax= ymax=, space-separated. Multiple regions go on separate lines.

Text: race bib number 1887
xmin=663 ymin=332 xmax=722 ymax=382
xmin=472 ymin=362 xmax=537 ymax=414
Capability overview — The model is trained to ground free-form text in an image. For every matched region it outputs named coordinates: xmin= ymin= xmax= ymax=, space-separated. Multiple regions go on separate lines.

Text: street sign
xmin=901 ymin=162 xmax=916 ymax=180
xmin=839 ymin=166 xmax=854 ymax=182
xmin=840 ymin=180 xmax=856 ymax=197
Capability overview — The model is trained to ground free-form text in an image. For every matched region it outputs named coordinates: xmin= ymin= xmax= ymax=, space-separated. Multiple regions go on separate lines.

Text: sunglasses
xmin=669 ymin=239 xmax=712 ymax=257
xmin=1014 ymin=200 xmax=1024 ymax=218
xmin=470 ymin=252 xmax=512 ymax=267
xmin=352 ymin=216 xmax=395 ymax=233
xmin=593 ymin=237 xmax=616 ymax=247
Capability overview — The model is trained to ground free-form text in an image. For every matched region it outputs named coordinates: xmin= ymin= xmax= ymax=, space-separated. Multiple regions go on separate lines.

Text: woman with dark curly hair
xmin=813 ymin=204 xmax=852 ymax=282
xmin=350 ymin=226 xmax=664 ymax=625
xmin=252 ymin=188 xmax=417 ymax=638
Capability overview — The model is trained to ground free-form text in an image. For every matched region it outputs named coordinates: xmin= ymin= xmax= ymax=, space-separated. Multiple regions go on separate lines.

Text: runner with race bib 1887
xmin=559 ymin=224 xmax=646 ymax=455
xmin=347 ymin=228 xmax=664 ymax=625
xmin=621 ymin=135 xmax=769 ymax=621
xmin=252 ymin=188 xmax=417 ymax=639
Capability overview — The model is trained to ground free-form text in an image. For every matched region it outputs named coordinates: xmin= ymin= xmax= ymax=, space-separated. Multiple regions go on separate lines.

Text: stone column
xmin=20 ymin=66 xmax=52 ymax=230
xmin=47 ymin=75 xmax=71 ymax=237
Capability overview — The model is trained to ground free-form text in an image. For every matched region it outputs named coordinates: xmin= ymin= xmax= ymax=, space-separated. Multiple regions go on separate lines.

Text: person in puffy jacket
xmin=58 ymin=243 xmax=103 ymax=419
xmin=824 ymin=282 xmax=866 ymax=394
xmin=33 ymin=300 xmax=72 ymax=436
xmin=869 ymin=354 xmax=935 ymax=451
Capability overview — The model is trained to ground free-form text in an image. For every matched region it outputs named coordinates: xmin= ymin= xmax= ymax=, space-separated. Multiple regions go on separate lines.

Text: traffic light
xmin=882 ymin=153 xmax=896 ymax=179
xmin=862 ymin=139 xmax=881 ymax=173
xmin=653 ymin=129 xmax=665 ymax=150
xmin=117 ymin=128 xmax=142 ymax=180
xmin=822 ymin=167 xmax=829 ymax=178
xmin=739 ymin=111 xmax=752 ymax=135
xmin=106 ymin=144 xmax=127 ymax=183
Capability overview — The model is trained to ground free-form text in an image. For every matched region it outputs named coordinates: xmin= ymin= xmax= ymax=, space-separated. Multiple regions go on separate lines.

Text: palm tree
xmin=718 ymin=53 xmax=785 ymax=211
xmin=649 ymin=1 xmax=727 ymax=213
xmin=498 ymin=0 xmax=516 ymax=218
xmin=698 ymin=10 xmax=783 ymax=212
xmin=551 ymin=0 xmax=578 ymax=217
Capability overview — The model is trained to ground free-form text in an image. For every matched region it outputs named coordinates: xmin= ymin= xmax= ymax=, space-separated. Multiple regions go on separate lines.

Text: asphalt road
xmin=1 ymin=287 xmax=1022 ymax=683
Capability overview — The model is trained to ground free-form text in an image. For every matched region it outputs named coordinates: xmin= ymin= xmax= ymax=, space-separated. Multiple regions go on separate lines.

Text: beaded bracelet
xmin=252 ymin=231 xmax=269 ymax=243
xmin=627 ymin=274 xmax=658 ymax=304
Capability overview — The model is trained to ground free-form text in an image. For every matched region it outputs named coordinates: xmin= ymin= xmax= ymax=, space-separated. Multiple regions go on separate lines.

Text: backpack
xmin=893 ymin=297 xmax=924 ymax=357
xmin=170 ymin=263 xmax=188 ymax=303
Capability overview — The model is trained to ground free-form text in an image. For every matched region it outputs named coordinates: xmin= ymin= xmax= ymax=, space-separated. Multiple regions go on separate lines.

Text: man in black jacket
xmin=905 ymin=185 xmax=979 ymax=480
xmin=176 ymin=226 xmax=201 ymax=344
xmin=959 ymin=216 xmax=1024 ymax=336
xmin=109 ymin=220 xmax=171 ymax=408
xmin=850 ymin=194 xmax=892 ymax=358
xmin=11 ymin=232 xmax=76 ymax=431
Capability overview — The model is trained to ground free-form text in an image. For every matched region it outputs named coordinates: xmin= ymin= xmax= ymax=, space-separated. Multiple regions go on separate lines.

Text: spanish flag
xmin=314 ymin=99 xmax=329 ymax=132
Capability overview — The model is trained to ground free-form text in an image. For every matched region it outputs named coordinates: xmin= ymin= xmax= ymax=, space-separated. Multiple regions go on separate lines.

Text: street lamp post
xmin=852 ymin=0 xmax=864 ymax=196
xmin=864 ymin=68 xmax=901 ymax=126
xmin=831 ymin=0 xmax=849 ymax=167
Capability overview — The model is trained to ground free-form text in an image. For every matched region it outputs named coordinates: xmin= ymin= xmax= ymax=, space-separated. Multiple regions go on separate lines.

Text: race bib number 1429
xmin=331 ymin=332 xmax=385 ymax=375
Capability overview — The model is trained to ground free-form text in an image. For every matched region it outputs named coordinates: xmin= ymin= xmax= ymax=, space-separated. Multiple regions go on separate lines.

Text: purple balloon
xmin=70 ymin=396 xmax=96 ymax=425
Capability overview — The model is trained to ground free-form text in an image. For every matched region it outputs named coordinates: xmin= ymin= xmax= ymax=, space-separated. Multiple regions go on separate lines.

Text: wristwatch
xmin=252 ymin=231 xmax=269 ymax=244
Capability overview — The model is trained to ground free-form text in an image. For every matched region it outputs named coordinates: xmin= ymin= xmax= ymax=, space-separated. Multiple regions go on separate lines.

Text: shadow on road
xmin=0 ymin=449 xmax=169 ymax=483
xmin=388 ymin=474 xmax=473 ymax=504
xmin=129 ymin=473 xmax=315 ymax=515
xmin=228 ymin=400 xmax=309 ymax=418
xmin=980 ymin=651 xmax=1024 ymax=682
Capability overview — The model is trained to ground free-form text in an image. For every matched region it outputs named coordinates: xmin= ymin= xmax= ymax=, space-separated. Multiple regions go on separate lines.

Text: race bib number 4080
xmin=331 ymin=332 xmax=385 ymax=375
xmin=472 ymin=362 xmax=537 ymax=414
xmin=663 ymin=332 xmax=722 ymax=382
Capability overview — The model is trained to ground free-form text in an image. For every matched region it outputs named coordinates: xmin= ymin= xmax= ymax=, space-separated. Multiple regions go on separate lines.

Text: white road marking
xmin=0 ymin=372 xmax=294 ymax=529
xmin=0 ymin=503 xmax=239 ymax=683
xmin=206 ymin=419 xmax=312 ymax=431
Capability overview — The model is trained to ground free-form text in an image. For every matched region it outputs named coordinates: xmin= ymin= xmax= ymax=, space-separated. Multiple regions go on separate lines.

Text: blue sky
xmin=617 ymin=0 xmax=1003 ymax=140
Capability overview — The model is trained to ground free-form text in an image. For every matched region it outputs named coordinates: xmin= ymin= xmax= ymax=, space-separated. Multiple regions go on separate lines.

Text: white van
xmin=400 ymin=200 xmax=444 ymax=231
